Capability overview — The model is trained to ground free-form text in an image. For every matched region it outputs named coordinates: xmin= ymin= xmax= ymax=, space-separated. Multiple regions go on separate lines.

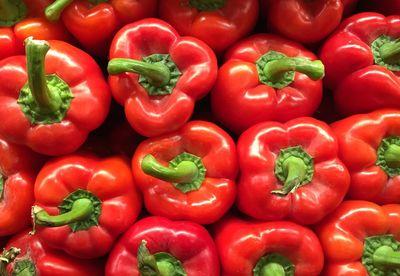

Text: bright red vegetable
xmin=316 ymin=200 xmax=400 ymax=275
xmin=236 ymin=117 xmax=350 ymax=225
xmin=1 ymin=230 xmax=104 ymax=276
xmin=31 ymin=154 xmax=142 ymax=258
xmin=108 ymin=18 xmax=218 ymax=137
xmin=44 ymin=0 xmax=157 ymax=57
xmin=0 ymin=37 xmax=110 ymax=156
xmin=331 ymin=109 xmax=400 ymax=204
xmin=106 ymin=216 xmax=220 ymax=276
xmin=214 ymin=216 xmax=324 ymax=276
xmin=132 ymin=120 xmax=237 ymax=224
xmin=211 ymin=34 xmax=324 ymax=134
xmin=158 ymin=0 xmax=259 ymax=54
xmin=320 ymin=12 xmax=400 ymax=116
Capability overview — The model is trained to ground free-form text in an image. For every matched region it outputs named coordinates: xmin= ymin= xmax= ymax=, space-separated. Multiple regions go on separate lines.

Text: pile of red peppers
xmin=2 ymin=1 xmax=400 ymax=275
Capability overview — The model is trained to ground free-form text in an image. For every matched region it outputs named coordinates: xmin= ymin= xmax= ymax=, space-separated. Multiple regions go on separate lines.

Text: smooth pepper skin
xmin=331 ymin=109 xmax=400 ymax=204
xmin=33 ymin=154 xmax=142 ymax=258
xmin=213 ymin=216 xmax=324 ymax=276
xmin=315 ymin=200 xmax=400 ymax=276
xmin=109 ymin=18 xmax=218 ymax=137
xmin=106 ymin=216 xmax=220 ymax=276
xmin=132 ymin=120 xmax=237 ymax=224
xmin=0 ymin=137 xmax=44 ymax=236
xmin=4 ymin=230 xmax=104 ymax=276
xmin=320 ymin=12 xmax=400 ymax=116
xmin=211 ymin=34 xmax=323 ymax=134
xmin=0 ymin=39 xmax=111 ymax=156
xmin=236 ymin=117 xmax=350 ymax=225
xmin=158 ymin=0 xmax=259 ymax=54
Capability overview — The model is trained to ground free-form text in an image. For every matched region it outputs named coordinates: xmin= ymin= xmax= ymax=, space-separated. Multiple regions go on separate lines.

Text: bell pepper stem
xmin=45 ymin=0 xmax=73 ymax=21
xmin=384 ymin=144 xmax=400 ymax=168
xmin=0 ymin=175 xmax=4 ymax=201
xmin=260 ymin=263 xmax=286 ymax=276
xmin=373 ymin=245 xmax=400 ymax=268
xmin=141 ymin=154 xmax=198 ymax=184
xmin=189 ymin=0 xmax=225 ymax=10
xmin=379 ymin=39 xmax=400 ymax=64
xmin=108 ymin=58 xmax=171 ymax=88
xmin=272 ymin=156 xmax=307 ymax=196
xmin=0 ymin=248 xmax=21 ymax=276
xmin=0 ymin=0 xmax=26 ymax=27
xmin=264 ymin=57 xmax=324 ymax=82
xmin=31 ymin=198 xmax=93 ymax=234
xmin=137 ymin=240 xmax=161 ymax=276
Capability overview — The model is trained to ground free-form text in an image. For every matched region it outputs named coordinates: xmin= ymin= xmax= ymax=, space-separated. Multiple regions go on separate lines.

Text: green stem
xmin=108 ymin=58 xmax=171 ymax=88
xmin=0 ymin=175 xmax=4 ymax=201
xmin=263 ymin=57 xmax=324 ymax=83
xmin=0 ymin=248 xmax=21 ymax=276
xmin=373 ymin=245 xmax=400 ymax=269
xmin=189 ymin=0 xmax=225 ymax=10
xmin=0 ymin=0 xmax=26 ymax=27
xmin=141 ymin=155 xmax=198 ymax=184
xmin=260 ymin=263 xmax=286 ymax=276
xmin=379 ymin=39 xmax=400 ymax=65
xmin=384 ymin=144 xmax=400 ymax=169
xmin=45 ymin=0 xmax=73 ymax=21
xmin=272 ymin=156 xmax=307 ymax=196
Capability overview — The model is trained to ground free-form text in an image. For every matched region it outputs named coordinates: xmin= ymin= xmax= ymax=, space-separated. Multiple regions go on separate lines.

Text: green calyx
xmin=272 ymin=146 xmax=314 ymax=196
xmin=141 ymin=152 xmax=206 ymax=193
xmin=108 ymin=54 xmax=181 ymax=96
xmin=256 ymin=51 xmax=325 ymax=89
xmin=17 ymin=37 xmax=73 ymax=125
xmin=0 ymin=0 xmax=27 ymax=27
xmin=189 ymin=0 xmax=225 ymax=11
xmin=371 ymin=35 xmax=400 ymax=72
xmin=45 ymin=0 xmax=107 ymax=21
xmin=253 ymin=253 xmax=294 ymax=276
xmin=376 ymin=136 xmax=400 ymax=177
xmin=362 ymin=235 xmax=400 ymax=276
xmin=0 ymin=175 xmax=4 ymax=201
xmin=137 ymin=240 xmax=187 ymax=276
xmin=0 ymin=248 xmax=21 ymax=276
xmin=12 ymin=260 xmax=36 ymax=276
xmin=32 ymin=189 xmax=101 ymax=233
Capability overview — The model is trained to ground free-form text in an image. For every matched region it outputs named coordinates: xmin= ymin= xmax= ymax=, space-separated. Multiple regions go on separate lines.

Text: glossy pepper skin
xmin=108 ymin=18 xmax=218 ymax=137
xmin=0 ymin=0 xmax=72 ymax=60
xmin=316 ymin=201 xmax=400 ymax=276
xmin=211 ymin=34 xmax=324 ymax=134
xmin=214 ymin=216 xmax=324 ymax=276
xmin=236 ymin=117 xmax=350 ymax=225
xmin=132 ymin=120 xmax=237 ymax=224
xmin=0 ymin=38 xmax=110 ymax=156
xmin=158 ymin=0 xmax=259 ymax=54
xmin=331 ymin=109 xmax=400 ymax=204
xmin=44 ymin=0 xmax=157 ymax=57
xmin=31 ymin=154 xmax=142 ymax=259
xmin=106 ymin=216 xmax=220 ymax=276
xmin=0 ymin=137 xmax=44 ymax=236
xmin=1 ymin=230 xmax=104 ymax=276
xmin=320 ymin=12 xmax=400 ymax=116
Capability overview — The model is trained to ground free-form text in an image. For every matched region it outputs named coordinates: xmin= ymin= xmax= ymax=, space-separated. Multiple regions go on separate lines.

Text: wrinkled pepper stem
xmin=384 ymin=144 xmax=400 ymax=169
xmin=260 ymin=263 xmax=286 ymax=276
xmin=373 ymin=245 xmax=400 ymax=269
xmin=189 ymin=0 xmax=225 ymax=10
xmin=272 ymin=156 xmax=307 ymax=196
xmin=0 ymin=0 xmax=26 ymax=27
xmin=0 ymin=175 xmax=4 ymax=201
xmin=45 ymin=0 xmax=73 ymax=21
xmin=0 ymin=247 xmax=21 ymax=276
xmin=379 ymin=39 xmax=400 ymax=65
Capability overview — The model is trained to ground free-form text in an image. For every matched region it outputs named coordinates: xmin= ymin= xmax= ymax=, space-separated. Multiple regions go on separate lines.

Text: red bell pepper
xmin=316 ymin=200 xmax=400 ymax=275
xmin=108 ymin=18 xmax=218 ymax=137
xmin=30 ymin=153 xmax=142 ymax=258
xmin=132 ymin=120 xmax=237 ymax=224
xmin=214 ymin=216 xmax=324 ymax=276
xmin=0 ymin=230 xmax=104 ymax=276
xmin=320 ymin=12 xmax=400 ymax=116
xmin=236 ymin=117 xmax=350 ymax=225
xmin=0 ymin=137 xmax=44 ymax=236
xmin=0 ymin=37 xmax=111 ymax=156
xmin=211 ymin=34 xmax=324 ymax=134
xmin=331 ymin=109 xmax=400 ymax=204
xmin=44 ymin=0 xmax=157 ymax=57
xmin=158 ymin=0 xmax=259 ymax=54
xmin=0 ymin=0 xmax=72 ymax=60
xmin=106 ymin=216 xmax=220 ymax=276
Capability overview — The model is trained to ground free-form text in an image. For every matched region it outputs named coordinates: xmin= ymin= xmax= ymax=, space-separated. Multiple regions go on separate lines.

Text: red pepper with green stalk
xmin=43 ymin=0 xmax=157 ymax=57
xmin=0 ymin=37 xmax=110 ymax=156
xmin=211 ymin=34 xmax=324 ymax=134
xmin=236 ymin=117 xmax=350 ymax=225
xmin=108 ymin=18 xmax=218 ymax=137
xmin=0 ymin=0 xmax=72 ymax=60
xmin=0 ymin=137 xmax=45 ymax=237
xmin=0 ymin=230 xmax=104 ymax=276
xmin=320 ymin=12 xmax=400 ymax=116
xmin=316 ymin=200 xmax=400 ymax=275
xmin=158 ymin=0 xmax=259 ymax=54
xmin=213 ymin=216 xmax=324 ymax=276
xmin=331 ymin=109 xmax=400 ymax=204
xmin=132 ymin=120 xmax=237 ymax=224
xmin=30 ymin=153 xmax=142 ymax=259
xmin=106 ymin=216 xmax=220 ymax=276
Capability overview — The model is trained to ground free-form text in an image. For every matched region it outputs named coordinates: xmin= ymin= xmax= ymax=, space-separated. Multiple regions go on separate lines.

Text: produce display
xmin=1 ymin=0 xmax=400 ymax=275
